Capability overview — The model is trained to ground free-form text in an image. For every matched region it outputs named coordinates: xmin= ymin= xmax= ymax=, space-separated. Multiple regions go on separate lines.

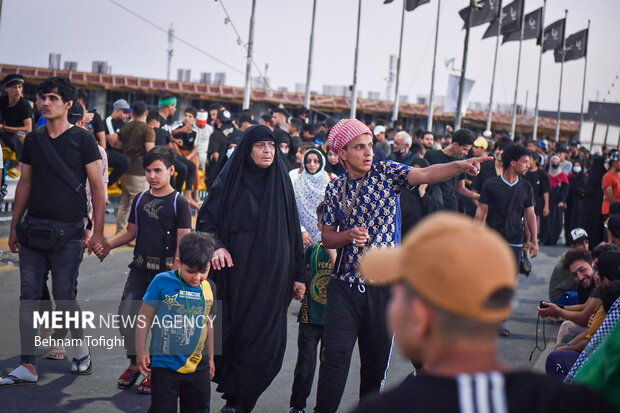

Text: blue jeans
xmin=19 ymin=239 xmax=84 ymax=365
xmin=545 ymin=349 xmax=580 ymax=379
xmin=511 ymin=246 xmax=523 ymax=275
xmin=555 ymin=290 xmax=580 ymax=307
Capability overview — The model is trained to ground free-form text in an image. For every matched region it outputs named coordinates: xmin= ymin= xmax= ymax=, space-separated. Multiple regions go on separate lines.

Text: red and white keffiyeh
xmin=327 ymin=119 xmax=372 ymax=161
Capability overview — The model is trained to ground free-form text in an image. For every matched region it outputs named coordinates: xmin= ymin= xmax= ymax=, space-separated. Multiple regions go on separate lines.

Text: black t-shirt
xmin=0 ymin=95 xmax=33 ymax=127
xmin=423 ymin=150 xmax=464 ymax=211
xmin=472 ymin=160 xmax=500 ymax=193
xmin=354 ymin=371 xmax=617 ymax=413
xmin=128 ymin=190 xmax=192 ymax=272
xmin=104 ymin=116 xmax=124 ymax=135
xmin=524 ymin=169 xmax=551 ymax=216
xmin=154 ymin=127 xmax=171 ymax=147
xmin=20 ymin=125 xmax=102 ymax=222
xmin=480 ymin=176 xmax=534 ymax=245
xmin=172 ymin=126 xmax=196 ymax=151
xmin=89 ymin=112 xmax=105 ymax=134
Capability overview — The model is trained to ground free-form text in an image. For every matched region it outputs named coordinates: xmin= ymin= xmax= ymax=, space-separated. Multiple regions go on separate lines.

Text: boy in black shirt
xmin=476 ymin=143 xmax=539 ymax=270
xmin=102 ymin=146 xmax=192 ymax=393
xmin=356 ymin=213 xmax=616 ymax=413
xmin=0 ymin=74 xmax=33 ymax=176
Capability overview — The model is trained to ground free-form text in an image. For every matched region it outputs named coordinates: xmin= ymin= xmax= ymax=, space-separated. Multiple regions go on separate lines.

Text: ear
xmin=66 ymin=100 xmax=74 ymax=110
xmin=410 ymin=298 xmax=433 ymax=340
xmin=174 ymin=257 xmax=181 ymax=267
xmin=338 ymin=148 xmax=347 ymax=162
xmin=169 ymin=165 xmax=175 ymax=176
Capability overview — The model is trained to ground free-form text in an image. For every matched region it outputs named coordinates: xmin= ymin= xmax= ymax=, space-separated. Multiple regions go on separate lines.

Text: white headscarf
xmin=292 ymin=148 xmax=331 ymax=242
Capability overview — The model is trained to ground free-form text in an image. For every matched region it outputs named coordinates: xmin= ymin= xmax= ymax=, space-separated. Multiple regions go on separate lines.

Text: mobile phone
xmin=539 ymin=300 xmax=549 ymax=309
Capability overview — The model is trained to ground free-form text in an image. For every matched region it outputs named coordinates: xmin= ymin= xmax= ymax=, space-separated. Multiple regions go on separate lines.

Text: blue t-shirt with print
xmin=143 ymin=270 xmax=215 ymax=373
xmin=322 ymin=161 xmax=411 ymax=284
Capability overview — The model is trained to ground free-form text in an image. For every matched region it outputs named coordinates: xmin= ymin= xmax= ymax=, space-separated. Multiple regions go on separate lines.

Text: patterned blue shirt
xmin=322 ymin=161 xmax=411 ymax=284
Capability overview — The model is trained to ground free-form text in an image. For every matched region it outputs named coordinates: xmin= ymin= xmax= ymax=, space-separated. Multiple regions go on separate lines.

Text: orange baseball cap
xmin=360 ymin=212 xmax=517 ymax=323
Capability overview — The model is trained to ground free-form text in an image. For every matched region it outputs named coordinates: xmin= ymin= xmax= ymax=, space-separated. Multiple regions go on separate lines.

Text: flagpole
xmin=455 ymin=0 xmax=475 ymax=130
xmin=242 ymin=0 xmax=256 ymax=110
xmin=392 ymin=0 xmax=407 ymax=122
xmin=486 ymin=0 xmax=503 ymax=133
xmin=350 ymin=0 xmax=362 ymax=119
xmin=427 ymin=0 xmax=441 ymax=132
xmin=555 ymin=9 xmax=568 ymax=142
xmin=532 ymin=0 xmax=546 ymax=140
xmin=304 ymin=0 xmax=318 ymax=110
xmin=510 ymin=0 xmax=526 ymax=140
xmin=578 ymin=19 xmax=590 ymax=140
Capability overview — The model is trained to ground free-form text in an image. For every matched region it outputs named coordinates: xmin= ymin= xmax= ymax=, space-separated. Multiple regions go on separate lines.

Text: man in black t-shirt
xmin=476 ymin=144 xmax=539 ymax=270
xmin=2 ymin=77 xmax=106 ymax=386
xmin=355 ymin=213 xmax=616 ymax=413
xmin=424 ymin=129 xmax=479 ymax=211
xmin=0 ymin=74 xmax=33 ymax=175
xmin=105 ymin=99 xmax=132 ymax=186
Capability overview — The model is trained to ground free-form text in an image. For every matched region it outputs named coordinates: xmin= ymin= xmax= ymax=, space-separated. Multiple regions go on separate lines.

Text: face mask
xmin=226 ymin=148 xmax=235 ymax=158
xmin=573 ymin=166 xmax=582 ymax=174
xmin=393 ymin=148 xmax=404 ymax=155
xmin=551 ymin=163 xmax=560 ymax=169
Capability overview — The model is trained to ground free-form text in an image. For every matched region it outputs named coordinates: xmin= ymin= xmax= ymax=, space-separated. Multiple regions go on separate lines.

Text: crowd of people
xmin=0 ymin=73 xmax=618 ymax=413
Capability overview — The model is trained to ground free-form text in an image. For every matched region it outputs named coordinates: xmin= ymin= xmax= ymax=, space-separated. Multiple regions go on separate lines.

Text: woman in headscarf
xmin=196 ymin=124 xmax=305 ymax=412
xmin=566 ymin=160 xmax=588 ymax=242
xmin=324 ymin=147 xmax=346 ymax=176
xmin=293 ymin=148 xmax=331 ymax=246
xmin=542 ymin=155 xmax=570 ymax=245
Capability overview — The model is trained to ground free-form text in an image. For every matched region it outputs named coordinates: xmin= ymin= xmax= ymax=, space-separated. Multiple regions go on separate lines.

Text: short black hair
xmin=422 ymin=131 xmax=434 ymax=138
xmin=493 ymin=136 xmax=513 ymax=152
xmin=451 ymin=129 xmax=475 ymax=147
xmin=289 ymin=118 xmax=303 ymax=132
xmin=411 ymin=141 xmax=424 ymax=156
xmin=132 ymin=101 xmax=147 ymax=117
xmin=143 ymin=146 xmax=175 ymax=169
xmin=184 ymin=106 xmax=197 ymax=118
xmin=393 ymin=120 xmax=404 ymax=128
xmin=77 ymin=89 xmax=88 ymax=102
xmin=592 ymin=243 xmax=620 ymax=260
xmin=501 ymin=143 xmax=529 ymax=170
xmin=37 ymin=76 xmax=77 ymax=103
xmin=261 ymin=114 xmax=272 ymax=125
xmin=563 ymin=248 xmax=593 ymax=271
xmin=179 ymin=232 xmax=216 ymax=272
xmin=146 ymin=109 xmax=160 ymax=124
xmin=209 ymin=102 xmax=222 ymax=111
xmin=596 ymin=280 xmax=620 ymax=313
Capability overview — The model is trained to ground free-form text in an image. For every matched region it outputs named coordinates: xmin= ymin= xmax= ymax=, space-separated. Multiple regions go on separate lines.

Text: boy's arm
xmin=208 ymin=321 xmax=215 ymax=379
xmin=136 ymin=302 xmax=157 ymax=376
xmin=108 ymin=223 xmax=137 ymax=249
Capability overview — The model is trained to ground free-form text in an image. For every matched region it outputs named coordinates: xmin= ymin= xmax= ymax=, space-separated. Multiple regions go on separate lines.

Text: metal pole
xmin=532 ymin=0 xmax=547 ymax=139
xmin=455 ymin=0 xmax=474 ymax=130
xmin=350 ymin=0 xmax=362 ymax=119
xmin=427 ymin=0 xmax=441 ymax=132
xmin=486 ymin=0 xmax=503 ymax=133
xmin=167 ymin=23 xmax=174 ymax=81
xmin=242 ymin=0 xmax=257 ymax=110
xmin=304 ymin=0 xmax=318 ymax=109
xmin=578 ymin=20 xmax=590 ymax=140
xmin=392 ymin=0 xmax=406 ymax=122
xmin=510 ymin=0 xmax=526 ymax=140
xmin=555 ymin=9 xmax=568 ymax=142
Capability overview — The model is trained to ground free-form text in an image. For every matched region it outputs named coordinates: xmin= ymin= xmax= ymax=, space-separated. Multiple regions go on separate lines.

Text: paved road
xmin=0 ymin=212 xmax=564 ymax=412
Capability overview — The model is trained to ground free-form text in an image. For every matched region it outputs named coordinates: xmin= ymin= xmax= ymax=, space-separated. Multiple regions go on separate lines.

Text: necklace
xmin=176 ymin=269 xmax=204 ymax=312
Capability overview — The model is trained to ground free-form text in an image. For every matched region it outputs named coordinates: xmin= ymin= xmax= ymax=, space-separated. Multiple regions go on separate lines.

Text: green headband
xmin=159 ymin=97 xmax=177 ymax=107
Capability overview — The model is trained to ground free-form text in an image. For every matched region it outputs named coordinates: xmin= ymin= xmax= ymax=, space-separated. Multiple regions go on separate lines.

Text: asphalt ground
xmin=0 ymin=211 xmax=564 ymax=413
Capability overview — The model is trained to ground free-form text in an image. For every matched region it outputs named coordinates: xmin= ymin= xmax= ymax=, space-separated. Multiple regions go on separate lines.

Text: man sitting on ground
xmin=354 ymin=212 xmax=616 ymax=412
xmin=548 ymin=228 xmax=590 ymax=306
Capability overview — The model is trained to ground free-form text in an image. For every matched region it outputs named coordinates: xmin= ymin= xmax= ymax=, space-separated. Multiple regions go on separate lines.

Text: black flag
xmin=384 ymin=0 xmax=430 ymax=11
xmin=542 ymin=18 xmax=565 ymax=52
xmin=554 ymin=29 xmax=588 ymax=63
xmin=502 ymin=7 xmax=542 ymax=43
xmin=459 ymin=0 xmax=501 ymax=28
xmin=482 ymin=0 xmax=523 ymax=39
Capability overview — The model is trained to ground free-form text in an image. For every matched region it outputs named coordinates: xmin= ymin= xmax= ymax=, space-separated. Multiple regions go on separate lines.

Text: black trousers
xmin=106 ymin=148 xmax=130 ymax=187
xmin=173 ymin=155 xmax=196 ymax=192
xmin=314 ymin=280 xmax=392 ymax=413
xmin=149 ymin=367 xmax=210 ymax=413
xmin=290 ymin=323 xmax=324 ymax=409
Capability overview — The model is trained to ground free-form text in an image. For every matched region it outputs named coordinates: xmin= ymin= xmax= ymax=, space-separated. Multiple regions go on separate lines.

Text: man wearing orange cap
xmin=314 ymin=119 xmax=490 ymax=413
xmin=353 ymin=212 xmax=616 ymax=413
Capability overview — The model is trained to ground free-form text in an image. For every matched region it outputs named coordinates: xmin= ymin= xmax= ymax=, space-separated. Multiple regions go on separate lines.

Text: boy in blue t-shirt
xmin=136 ymin=231 xmax=217 ymax=413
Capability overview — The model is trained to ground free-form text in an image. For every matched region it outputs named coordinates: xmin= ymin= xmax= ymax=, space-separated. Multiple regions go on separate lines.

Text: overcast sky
xmin=1 ymin=0 xmax=618 ymax=113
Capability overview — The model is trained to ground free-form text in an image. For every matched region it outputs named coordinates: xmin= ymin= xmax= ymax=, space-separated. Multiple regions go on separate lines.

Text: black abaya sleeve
xmin=559 ymin=182 xmax=569 ymax=204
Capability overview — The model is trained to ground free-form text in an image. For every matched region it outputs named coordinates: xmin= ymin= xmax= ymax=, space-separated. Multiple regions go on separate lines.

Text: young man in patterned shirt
xmin=314 ymin=119 xmax=489 ymax=413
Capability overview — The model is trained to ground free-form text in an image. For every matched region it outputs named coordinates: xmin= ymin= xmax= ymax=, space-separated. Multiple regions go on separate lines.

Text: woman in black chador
xmin=197 ymin=124 xmax=305 ymax=412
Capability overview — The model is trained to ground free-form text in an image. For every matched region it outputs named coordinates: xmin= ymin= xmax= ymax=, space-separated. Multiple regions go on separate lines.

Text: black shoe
xmin=289 ymin=408 xmax=305 ymax=413
xmin=219 ymin=403 xmax=238 ymax=413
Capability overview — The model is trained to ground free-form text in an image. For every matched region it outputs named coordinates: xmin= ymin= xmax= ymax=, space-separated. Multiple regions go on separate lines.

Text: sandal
xmin=117 ymin=368 xmax=141 ymax=390
xmin=499 ymin=326 xmax=511 ymax=337
xmin=0 ymin=366 xmax=38 ymax=386
xmin=45 ymin=346 xmax=66 ymax=360
xmin=70 ymin=354 xmax=93 ymax=375
xmin=137 ymin=377 xmax=151 ymax=395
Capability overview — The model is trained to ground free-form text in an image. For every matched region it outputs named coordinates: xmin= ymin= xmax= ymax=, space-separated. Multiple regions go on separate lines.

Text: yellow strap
xmin=177 ymin=280 xmax=214 ymax=373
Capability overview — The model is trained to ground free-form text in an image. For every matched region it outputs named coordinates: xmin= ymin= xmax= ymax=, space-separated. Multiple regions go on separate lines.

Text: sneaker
xmin=7 ymin=168 xmax=21 ymax=178
xmin=289 ymin=408 xmax=305 ymax=413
